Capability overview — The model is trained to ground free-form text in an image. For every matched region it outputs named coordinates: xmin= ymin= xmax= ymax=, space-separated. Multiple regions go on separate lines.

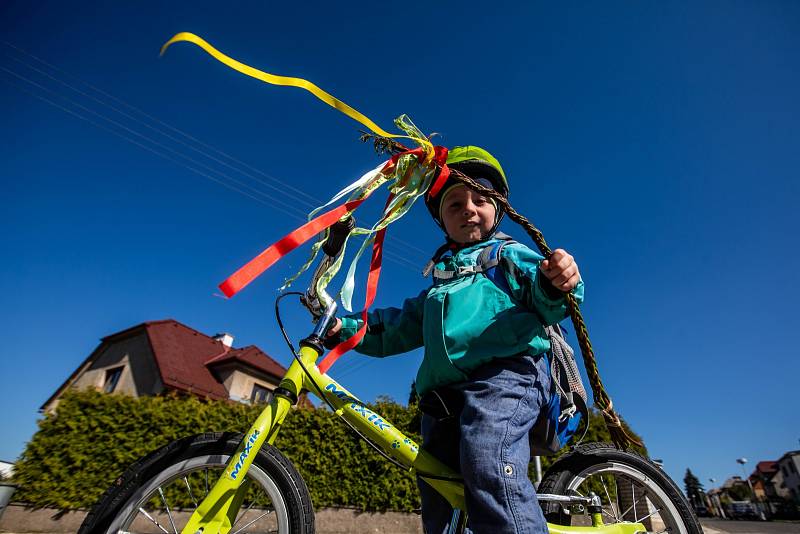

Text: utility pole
xmin=708 ymin=477 xmax=725 ymax=519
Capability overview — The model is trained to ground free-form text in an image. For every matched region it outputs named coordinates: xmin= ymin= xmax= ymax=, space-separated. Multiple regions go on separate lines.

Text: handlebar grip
xmin=322 ymin=216 xmax=355 ymax=257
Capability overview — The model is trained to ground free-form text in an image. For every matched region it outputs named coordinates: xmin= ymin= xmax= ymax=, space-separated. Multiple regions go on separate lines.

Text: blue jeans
xmin=418 ymin=354 xmax=551 ymax=534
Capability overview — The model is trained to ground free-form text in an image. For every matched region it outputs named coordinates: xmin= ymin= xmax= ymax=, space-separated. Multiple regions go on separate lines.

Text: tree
xmin=408 ymin=380 xmax=418 ymax=406
xmin=684 ymin=468 xmax=705 ymax=508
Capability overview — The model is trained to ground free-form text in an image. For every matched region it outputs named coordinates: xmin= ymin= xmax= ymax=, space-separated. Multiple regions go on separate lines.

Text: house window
xmin=103 ymin=366 xmax=124 ymax=393
xmin=250 ymin=383 xmax=272 ymax=404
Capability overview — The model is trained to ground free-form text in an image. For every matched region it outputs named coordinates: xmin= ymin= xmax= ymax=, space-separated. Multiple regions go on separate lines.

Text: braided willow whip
xmin=360 ymin=133 xmax=640 ymax=449
xmin=449 ymin=168 xmax=641 ymax=450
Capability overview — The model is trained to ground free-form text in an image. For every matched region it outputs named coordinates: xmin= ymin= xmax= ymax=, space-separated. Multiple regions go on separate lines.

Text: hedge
xmin=12 ymin=389 xmax=644 ymax=512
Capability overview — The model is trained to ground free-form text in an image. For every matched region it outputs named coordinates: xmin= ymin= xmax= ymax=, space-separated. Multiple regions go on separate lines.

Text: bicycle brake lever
xmin=300 ymin=293 xmax=324 ymax=319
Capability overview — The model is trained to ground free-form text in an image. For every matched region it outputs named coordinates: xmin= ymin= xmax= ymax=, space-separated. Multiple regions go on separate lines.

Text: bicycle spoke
xmin=619 ymin=490 xmax=645 ymax=521
xmin=205 ymin=467 xmax=209 ymax=497
xmin=600 ymin=475 xmax=620 ymax=522
xmin=137 ymin=507 xmax=170 ymax=534
xmin=601 ymin=508 xmax=618 ymax=522
xmin=632 ymin=482 xmax=636 ymax=521
xmin=635 ymin=506 xmax=663 ymax=524
xmin=157 ymin=487 xmax=179 ymax=534
xmin=231 ymin=508 xmax=273 ymax=534
xmin=184 ymin=475 xmax=199 ymax=509
xmin=231 ymin=498 xmax=257 ymax=529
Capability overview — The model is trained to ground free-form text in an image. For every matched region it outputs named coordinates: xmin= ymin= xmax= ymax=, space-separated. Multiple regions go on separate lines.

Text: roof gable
xmin=205 ymin=345 xmax=286 ymax=378
xmin=755 ymin=461 xmax=779 ymax=476
xmin=143 ymin=320 xmax=231 ymax=400
xmin=143 ymin=320 xmax=288 ymax=400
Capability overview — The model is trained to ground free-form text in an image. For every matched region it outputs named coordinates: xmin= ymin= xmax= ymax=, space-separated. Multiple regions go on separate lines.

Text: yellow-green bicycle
xmin=79 ymin=221 xmax=701 ymax=534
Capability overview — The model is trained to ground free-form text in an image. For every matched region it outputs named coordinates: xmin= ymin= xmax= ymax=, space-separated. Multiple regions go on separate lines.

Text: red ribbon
xmin=426 ymin=146 xmax=450 ymax=199
xmin=318 ymin=222 xmax=387 ymax=374
xmin=218 ymin=198 xmax=366 ymax=298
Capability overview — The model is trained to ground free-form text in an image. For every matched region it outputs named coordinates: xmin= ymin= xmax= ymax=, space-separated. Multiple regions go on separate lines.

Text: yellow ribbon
xmin=160 ymin=32 xmax=432 ymax=153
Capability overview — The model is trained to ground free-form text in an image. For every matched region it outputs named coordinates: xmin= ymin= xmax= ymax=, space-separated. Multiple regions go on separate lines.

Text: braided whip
xmin=452 ymin=168 xmax=641 ymax=449
xmin=360 ymin=133 xmax=641 ymax=450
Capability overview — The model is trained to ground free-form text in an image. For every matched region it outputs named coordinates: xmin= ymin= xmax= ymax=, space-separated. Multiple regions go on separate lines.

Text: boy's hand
xmin=326 ymin=317 xmax=342 ymax=337
xmin=541 ymin=249 xmax=581 ymax=292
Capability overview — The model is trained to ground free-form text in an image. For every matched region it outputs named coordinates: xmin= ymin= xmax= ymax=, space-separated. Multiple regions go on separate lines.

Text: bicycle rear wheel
xmin=539 ymin=443 xmax=701 ymax=534
xmin=79 ymin=432 xmax=314 ymax=534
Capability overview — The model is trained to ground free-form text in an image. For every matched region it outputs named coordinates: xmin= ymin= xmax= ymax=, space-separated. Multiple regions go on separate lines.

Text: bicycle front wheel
xmin=79 ymin=432 xmax=314 ymax=534
xmin=539 ymin=443 xmax=701 ymax=534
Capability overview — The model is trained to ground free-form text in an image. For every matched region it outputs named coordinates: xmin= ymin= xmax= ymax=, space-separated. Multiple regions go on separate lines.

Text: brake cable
xmin=275 ymin=293 xmax=462 ymax=482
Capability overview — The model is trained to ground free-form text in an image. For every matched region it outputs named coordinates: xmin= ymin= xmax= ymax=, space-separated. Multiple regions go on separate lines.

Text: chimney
xmin=214 ymin=333 xmax=234 ymax=347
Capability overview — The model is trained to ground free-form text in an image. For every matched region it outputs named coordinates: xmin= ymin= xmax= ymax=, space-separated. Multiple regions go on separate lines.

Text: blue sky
xmin=1 ymin=1 xmax=798 ymax=491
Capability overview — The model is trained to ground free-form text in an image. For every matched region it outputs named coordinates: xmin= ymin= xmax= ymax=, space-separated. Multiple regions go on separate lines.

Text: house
xmin=42 ymin=319 xmax=305 ymax=412
xmin=751 ymin=461 xmax=780 ymax=501
xmin=776 ymin=451 xmax=800 ymax=503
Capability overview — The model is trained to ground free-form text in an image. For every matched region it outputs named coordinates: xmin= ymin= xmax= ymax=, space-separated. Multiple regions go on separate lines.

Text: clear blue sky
xmin=1 ymin=1 xmax=798 ymax=491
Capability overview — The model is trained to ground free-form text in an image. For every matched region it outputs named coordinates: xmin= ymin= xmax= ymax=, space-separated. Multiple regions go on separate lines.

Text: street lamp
xmin=736 ymin=458 xmax=756 ymax=501
xmin=736 ymin=458 xmax=753 ymax=498
xmin=737 ymin=458 xmax=765 ymax=520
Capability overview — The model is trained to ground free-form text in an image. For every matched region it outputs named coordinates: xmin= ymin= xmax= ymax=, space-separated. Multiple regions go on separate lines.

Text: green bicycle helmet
xmin=425 ymin=145 xmax=509 ymax=229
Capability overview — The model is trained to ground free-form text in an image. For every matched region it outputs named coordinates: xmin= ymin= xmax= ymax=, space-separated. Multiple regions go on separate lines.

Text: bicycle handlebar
xmin=322 ymin=216 xmax=355 ymax=258
xmin=301 ymin=215 xmax=355 ymax=319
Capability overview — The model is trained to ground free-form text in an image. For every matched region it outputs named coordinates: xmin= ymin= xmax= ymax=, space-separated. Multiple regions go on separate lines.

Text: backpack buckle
xmin=457 ymin=265 xmax=477 ymax=275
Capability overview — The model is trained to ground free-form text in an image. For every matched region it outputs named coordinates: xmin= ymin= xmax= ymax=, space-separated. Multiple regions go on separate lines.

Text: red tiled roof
xmin=127 ymin=320 xmax=287 ymax=401
xmin=205 ymin=345 xmax=286 ymax=379
xmin=755 ymin=461 xmax=779 ymax=476
xmin=141 ymin=320 xmax=230 ymax=400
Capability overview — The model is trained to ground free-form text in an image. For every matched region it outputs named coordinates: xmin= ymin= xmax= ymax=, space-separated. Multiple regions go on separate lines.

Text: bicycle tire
xmin=538 ymin=442 xmax=701 ymax=534
xmin=78 ymin=432 xmax=314 ymax=534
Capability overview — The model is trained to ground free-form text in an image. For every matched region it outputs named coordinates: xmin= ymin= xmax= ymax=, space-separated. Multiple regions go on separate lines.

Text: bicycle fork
xmin=179 ymin=344 xmax=316 ymax=534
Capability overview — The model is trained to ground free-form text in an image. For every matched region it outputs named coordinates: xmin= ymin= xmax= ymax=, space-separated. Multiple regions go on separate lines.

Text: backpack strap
xmin=546 ymin=324 xmax=590 ymax=445
xmin=427 ymin=232 xmax=515 ymax=282
xmin=422 ymin=241 xmax=457 ymax=277
xmin=480 ymin=233 xmax=515 ymax=297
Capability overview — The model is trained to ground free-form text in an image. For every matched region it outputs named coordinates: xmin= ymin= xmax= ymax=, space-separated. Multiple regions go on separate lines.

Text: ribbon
xmin=218 ymin=147 xmax=428 ymax=299
xmin=426 ymin=146 xmax=450 ymax=199
xmin=318 ymin=194 xmax=392 ymax=374
xmin=160 ymin=32 xmax=432 ymax=155
xmin=219 ymin=199 xmax=365 ymax=298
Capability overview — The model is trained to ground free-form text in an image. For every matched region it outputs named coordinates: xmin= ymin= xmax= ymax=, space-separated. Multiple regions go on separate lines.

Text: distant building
xmin=0 ymin=461 xmax=13 ymax=479
xmin=42 ymin=319 xmax=307 ymax=412
xmin=751 ymin=461 xmax=780 ymax=501
xmin=776 ymin=451 xmax=800 ymax=503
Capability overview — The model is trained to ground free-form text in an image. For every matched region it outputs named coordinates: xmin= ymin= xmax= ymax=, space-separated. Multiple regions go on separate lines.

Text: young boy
xmin=326 ymin=146 xmax=583 ymax=533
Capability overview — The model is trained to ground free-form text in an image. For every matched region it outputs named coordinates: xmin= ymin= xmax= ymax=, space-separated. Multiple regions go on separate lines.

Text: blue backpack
xmin=428 ymin=234 xmax=589 ymax=454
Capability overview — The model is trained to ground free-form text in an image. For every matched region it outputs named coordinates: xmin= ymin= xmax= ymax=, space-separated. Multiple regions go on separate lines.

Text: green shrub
xmin=13 ymin=389 xmax=643 ymax=512
xmin=13 ymin=390 xmax=423 ymax=511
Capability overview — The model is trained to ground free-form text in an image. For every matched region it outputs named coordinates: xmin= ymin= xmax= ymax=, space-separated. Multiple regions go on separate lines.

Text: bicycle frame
xmin=179 ymin=326 xmax=646 ymax=534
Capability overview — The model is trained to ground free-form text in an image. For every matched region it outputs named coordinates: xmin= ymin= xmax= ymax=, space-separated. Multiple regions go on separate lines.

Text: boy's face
xmin=440 ymin=185 xmax=497 ymax=244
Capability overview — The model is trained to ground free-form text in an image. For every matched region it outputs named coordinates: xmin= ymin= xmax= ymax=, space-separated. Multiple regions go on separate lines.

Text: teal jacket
xmin=336 ymin=237 xmax=585 ymax=396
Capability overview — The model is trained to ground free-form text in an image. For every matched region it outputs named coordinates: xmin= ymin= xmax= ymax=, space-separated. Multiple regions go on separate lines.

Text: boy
xmin=326 ymin=146 xmax=583 ymax=533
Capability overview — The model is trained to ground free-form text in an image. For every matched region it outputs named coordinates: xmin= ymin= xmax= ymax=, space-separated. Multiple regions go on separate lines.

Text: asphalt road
xmin=702 ymin=518 xmax=800 ymax=534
